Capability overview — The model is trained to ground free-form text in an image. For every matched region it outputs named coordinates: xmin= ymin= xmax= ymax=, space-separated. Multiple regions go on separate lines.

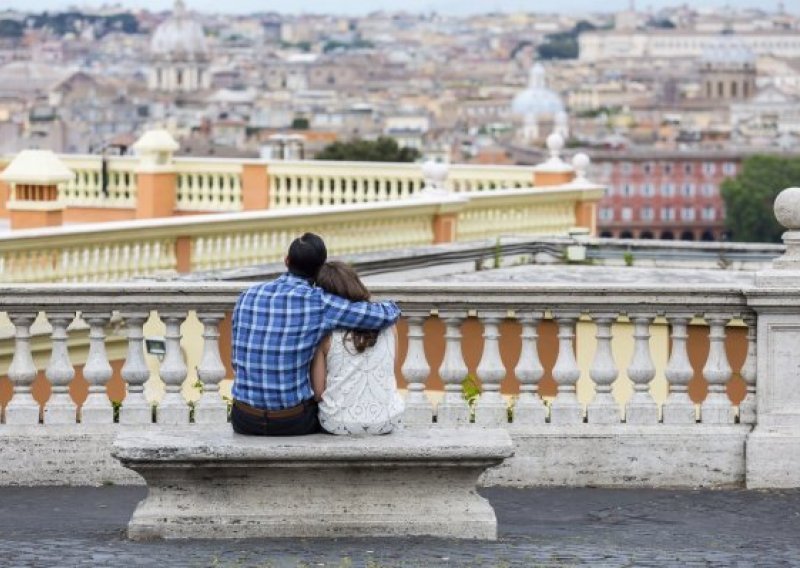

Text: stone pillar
xmin=533 ymin=133 xmax=575 ymax=187
xmin=570 ymin=153 xmax=598 ymax=236
xmin=747 ymin=188 xmax=800 ymax=488
xmin=0 ymin=150 xmax=74 ymax=230
xmin=133 ymin=129 xmax=179 ymax=220
xmin=0 ymin=159 xmax=10 ymax=218
xmin=418 ymin=161 xmax=467 ymax=245
xmin=242 ymin=162 xmax=270 ymax=210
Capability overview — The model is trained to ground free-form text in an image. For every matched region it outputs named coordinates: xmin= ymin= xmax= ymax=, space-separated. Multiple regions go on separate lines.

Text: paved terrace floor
xmin=1 ymin=487 xmax=799 ymax=567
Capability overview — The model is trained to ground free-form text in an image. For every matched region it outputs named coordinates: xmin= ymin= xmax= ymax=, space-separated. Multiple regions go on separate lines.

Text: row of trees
xmin=722 ymin=155 xmax=800 ymax=243
xmin=315 ymin=137 xmax=420 ymax=162
xmin=0 ymin=12 xmax=139 ymax=39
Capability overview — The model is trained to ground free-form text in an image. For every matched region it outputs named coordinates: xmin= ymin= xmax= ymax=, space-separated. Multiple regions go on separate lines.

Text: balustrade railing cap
xmin=0 ymin=150 xmax=74 ymax=185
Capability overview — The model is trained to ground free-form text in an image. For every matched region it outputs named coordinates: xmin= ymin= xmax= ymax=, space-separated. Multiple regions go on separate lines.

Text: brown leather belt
xmin=233 ymin=399 xmax=312 ymax=420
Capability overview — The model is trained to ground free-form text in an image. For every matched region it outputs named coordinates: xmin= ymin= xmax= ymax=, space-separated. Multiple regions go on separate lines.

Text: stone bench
xmin=112 ymin=426 xmax=514 ymax=540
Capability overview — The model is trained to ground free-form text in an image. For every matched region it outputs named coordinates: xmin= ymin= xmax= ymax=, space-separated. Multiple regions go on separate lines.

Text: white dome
xmin=701 ymin=35 xmax=756 ymax=66
xmin=150 ymin=0 xmax=208 ymax=61
xmin=512 ymin=63 xmax=564 ymax=117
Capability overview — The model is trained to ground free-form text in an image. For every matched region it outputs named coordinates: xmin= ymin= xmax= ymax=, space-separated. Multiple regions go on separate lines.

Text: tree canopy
xmin=537 ymin=20 xmax=597 ymax=60
xmin=721 ymin=155 xmax=800 ymax=243
xmin=315 ymin=137 xmax=420 ymax=162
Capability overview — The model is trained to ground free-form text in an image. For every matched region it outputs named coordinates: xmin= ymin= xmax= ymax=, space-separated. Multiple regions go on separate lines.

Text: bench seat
xmin=112 ymin=426 xmax=514 ymax=540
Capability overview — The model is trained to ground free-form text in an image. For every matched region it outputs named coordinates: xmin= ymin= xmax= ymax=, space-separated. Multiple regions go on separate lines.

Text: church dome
xmin=701 ymin=35 xmax=756 ymax=67
xmin=512 ymin=63 xmax=564 ymax=117
xmin=150 ymin=0 xmax=208 ymax=61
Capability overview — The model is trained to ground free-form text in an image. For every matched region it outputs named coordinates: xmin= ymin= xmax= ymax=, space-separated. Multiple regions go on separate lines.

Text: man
xmin=230 ymin=232 xmax=400 ymax=436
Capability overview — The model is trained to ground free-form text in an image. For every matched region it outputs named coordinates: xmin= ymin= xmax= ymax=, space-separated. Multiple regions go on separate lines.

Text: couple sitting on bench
xmin=230 ymin=232 xmax=404 ymax=436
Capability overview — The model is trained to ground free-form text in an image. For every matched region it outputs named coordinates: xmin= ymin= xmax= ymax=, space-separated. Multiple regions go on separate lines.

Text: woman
xmin=311 ymin=261 xmax=404 ymax=435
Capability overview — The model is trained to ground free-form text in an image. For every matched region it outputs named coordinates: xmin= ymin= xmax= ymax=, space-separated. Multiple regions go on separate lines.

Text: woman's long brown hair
xmin=315 ymin=261 xmax=379 ymax=353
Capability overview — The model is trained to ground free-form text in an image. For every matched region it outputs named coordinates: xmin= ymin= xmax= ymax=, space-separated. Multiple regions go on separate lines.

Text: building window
xmin=599 ymin=207 xmax=614 ymax=221
xmin=681 ymin=207 xmax=696 ymax=221
xmin=661 ymin=207 xmax=676 ymax=221
xmin=681 ymin=183 xmax=695 ymax=198
xmin=641 ymin=206 xmax=654 ymax=221
xmin=622 ymin=183 xmax=634 ymax=197
xmin=702 ymin=162 xmax=716 ymax=176
xmin=701 ymin=183 xmax=715 ymax=197
xmin=702 ymin=206 xmax=716 ymax=221
xmin=660 ymin=182 xmax=675 ymax=197
xmin=641 ymin=183 xmax=655 ymax=197
xmin=683 ymin=163 xmax=693 ymax=174
xmin=621 ymin=207 xmax=633 ymax=221
xmin=664 ymin=163 xmax=673 ymax=175
xmin=643 ymin=162 xmax=654 ymax=175
xmin=621 ymin=162 xmax=633 ymax=175
xmin=605 ymin=185 xmax=614 ymax=197
xmin=723 ymin=162 xmax=737 ymax=175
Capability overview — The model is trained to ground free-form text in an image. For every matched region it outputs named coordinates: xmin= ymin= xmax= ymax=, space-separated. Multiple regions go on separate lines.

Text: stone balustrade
xmin=266 ymin=161 xmax=534 ymax=208
xmin=0 ymin=154 xmax=547 ymax=223
xmin=0 ymin=131 xmax=576 ymax=230
xmin=58 ymin=156 xmax=138 ymax=209
xmin=0 ymin=184 xmax=599 ymax=283
xmin=174 ymin=158 xmax=243 ymax=212
xmin=0 ymin=282 xmax=753 ymax=427
xmin=0 ymin=281 xmax=767 ymax=488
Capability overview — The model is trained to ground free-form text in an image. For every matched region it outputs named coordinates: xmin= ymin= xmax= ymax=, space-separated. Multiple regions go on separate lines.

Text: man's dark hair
xmin=287 ymin=233 xmax=327 ymax=279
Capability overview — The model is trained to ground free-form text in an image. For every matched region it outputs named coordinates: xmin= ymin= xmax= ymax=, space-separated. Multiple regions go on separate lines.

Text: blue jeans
xmin=231 ymin=400 xmax=321 ymax=436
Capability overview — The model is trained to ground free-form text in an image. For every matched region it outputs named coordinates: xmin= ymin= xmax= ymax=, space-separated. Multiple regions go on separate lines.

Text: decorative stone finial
xmin=133 ymin=129 xmax=179 ymax=170
xmin=571 ymin=153 xmax=590 ymax=184
xmin=546 ymin=133 xmax=564 ymax=162
xmin=774 ymin=188 xmax=800 ymax=231
xmin=419 ymin=160 xmax=450 ymax=198
xmin=0 ymin=150 xmax=74 ymax=186
xmin=770 ymin=187 xmax=800 ymax=271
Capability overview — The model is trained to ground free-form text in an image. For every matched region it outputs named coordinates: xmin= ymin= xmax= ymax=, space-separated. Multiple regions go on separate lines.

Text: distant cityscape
xmin=0 ymin=1 xmax=799 ymax=239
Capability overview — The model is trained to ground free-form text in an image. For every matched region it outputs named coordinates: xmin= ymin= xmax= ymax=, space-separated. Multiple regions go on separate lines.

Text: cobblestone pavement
xmin=1 ymin=486 xmax=799 ymax=567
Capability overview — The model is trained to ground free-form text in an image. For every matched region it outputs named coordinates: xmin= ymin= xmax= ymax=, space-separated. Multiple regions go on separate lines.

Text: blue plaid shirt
xmin=231 ymin=272 xmax=401 ymax=410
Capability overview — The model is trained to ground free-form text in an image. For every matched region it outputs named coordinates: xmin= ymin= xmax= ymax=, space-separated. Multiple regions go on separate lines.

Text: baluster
xmin=44 ymin=312 xmax=77 ymax=424
xmin=587 ymin=313 xmax=621 ymax=424
xmin=662 ymin=313 xmax=696 ymax=424
xmin=701 ymin=314 xmax=734 ymax=424
xmin=401 ymin=311 xmax=433 ymax=426
xmin=738 ymin=314 xmax=757 ymax=424
xmin=625 ymin=313 xmax=658 ymax=423
xmin=550 ymin=312 xmax=583 ymax=424
xmin=119 ymin=312 xmax=152 ymax=424
xmin=213 ymin=174 xmax=223 ymax=206
xmin=332 ymin=177 xmax=343 ymax=204
xmin=437 ymin=313 xmax=470 ymax=425
xmin=512 ymin=311 xmax=546 ymax=425
xmin=5 ymin=313 xmax=40 ymax=424
xmin=195 ymin=312 xmax=228 ymax=423
xmin=475 ymin=312 xmax=508 ymax=426
xmin=81 ymin=312 xmax=114 ymax=424
xmin=157 ymin=311 xmax=189 ymax=424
